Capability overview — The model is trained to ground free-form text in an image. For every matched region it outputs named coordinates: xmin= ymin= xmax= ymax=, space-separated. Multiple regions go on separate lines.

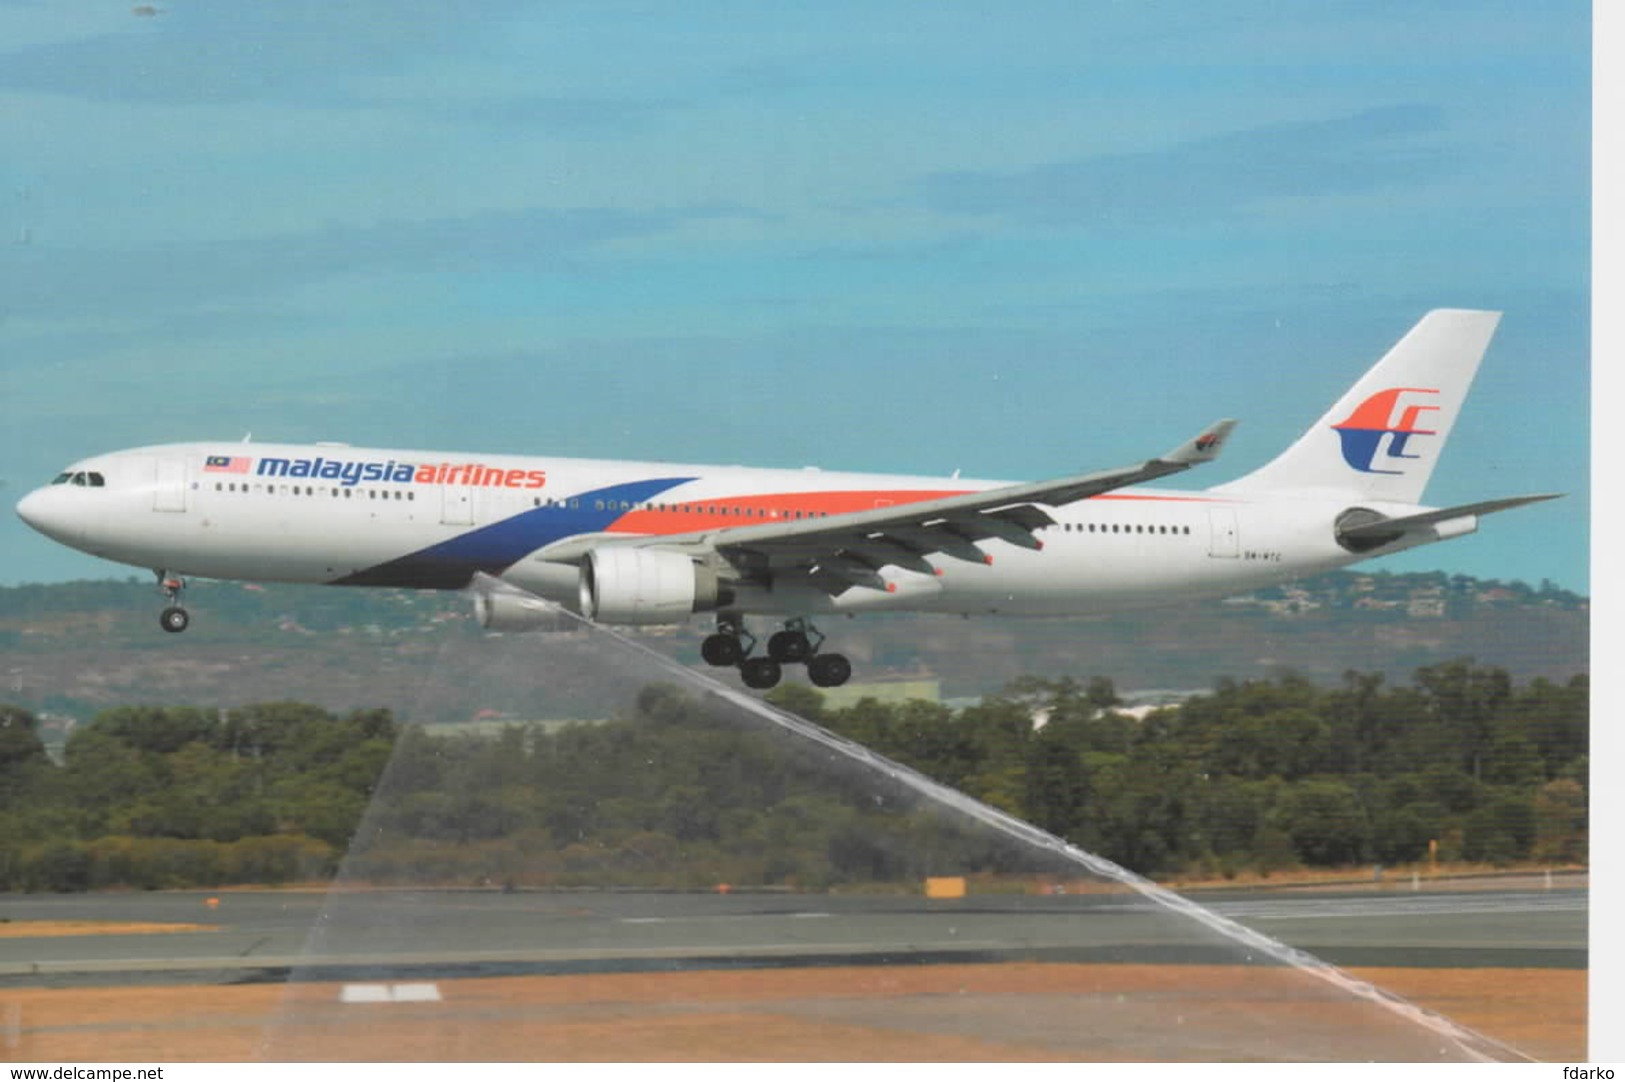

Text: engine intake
xmin=579 ymin=547 xmax=732 ymax=625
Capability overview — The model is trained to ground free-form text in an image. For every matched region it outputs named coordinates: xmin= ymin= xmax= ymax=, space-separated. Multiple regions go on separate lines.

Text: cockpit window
xmin=50 ymin=471 xmax=105 ymax=487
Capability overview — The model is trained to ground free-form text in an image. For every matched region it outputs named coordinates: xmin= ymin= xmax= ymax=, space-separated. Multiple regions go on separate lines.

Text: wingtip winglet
xmin=1163 ymin=419 xmax=1239 ymax=466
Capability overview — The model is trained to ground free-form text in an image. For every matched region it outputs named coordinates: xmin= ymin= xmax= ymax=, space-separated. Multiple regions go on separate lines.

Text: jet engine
xmin=472 ymin=587 xmax=579 ymax=632
xmin=579 ymin=547 xmax=732 ymax=625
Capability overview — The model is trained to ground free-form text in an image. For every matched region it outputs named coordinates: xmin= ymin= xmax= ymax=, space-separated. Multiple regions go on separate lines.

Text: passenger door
xmin=153 ymin=457 xmax=187 ymax=512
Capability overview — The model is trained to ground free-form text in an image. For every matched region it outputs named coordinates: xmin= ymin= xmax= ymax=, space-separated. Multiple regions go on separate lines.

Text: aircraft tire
xmin=766 ymin=630 xmax=812 ymax=663
xmin=807 ymin=653 xmax=852 ymax=688
xmin=160 ymin=607 xmax=190 ymax=634
xmin=740 ymin=657 xmax=782 ymax=690
xmin=701 ymin=633 xmax=744 ymax=666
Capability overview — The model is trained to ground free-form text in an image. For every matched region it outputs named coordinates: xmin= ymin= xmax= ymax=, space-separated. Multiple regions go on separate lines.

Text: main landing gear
xmin=701 ymin=615 xmax=852 ymax=690
xmin=155 ymin=570 xmax=190 ymax=633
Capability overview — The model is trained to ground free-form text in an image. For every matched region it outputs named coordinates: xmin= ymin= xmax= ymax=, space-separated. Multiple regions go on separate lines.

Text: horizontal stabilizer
xmin=1336 ymin=493 xmax=1562 ymax=548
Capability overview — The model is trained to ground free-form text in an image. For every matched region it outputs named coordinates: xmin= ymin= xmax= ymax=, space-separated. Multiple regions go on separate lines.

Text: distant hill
xmin=0 ymin=569 xmax=1586 ymax=731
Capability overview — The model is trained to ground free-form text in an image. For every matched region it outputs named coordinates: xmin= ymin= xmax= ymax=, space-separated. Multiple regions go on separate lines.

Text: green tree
xmin=94 ymin=705 xmax=218 ymax=756
xmin=1022 ymin=726 xmax=1090 ymax=837
xmin=765 ymin=683 xmax=828 ymax=721
xmin=1274 ymin=780 xmax=1370 ymax=865
xmin=1531 ymin=778 xmax=1586 ymax=863
xmin=0 ymin=705 xmax=49 ymax=804
xmin=1462 ymin=792 xmax=1534 ymax=866
xmin=1415 ymin=660 xmax=1512 ymax=780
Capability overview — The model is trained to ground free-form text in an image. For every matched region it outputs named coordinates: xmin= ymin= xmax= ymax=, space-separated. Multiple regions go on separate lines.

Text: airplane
xmin=14 ymin=308 xmax=1559 ymax=690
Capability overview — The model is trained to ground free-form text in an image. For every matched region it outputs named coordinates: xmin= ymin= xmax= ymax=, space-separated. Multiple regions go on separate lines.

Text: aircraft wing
xmin=538 ymin=420 xmax=1237 ymax=589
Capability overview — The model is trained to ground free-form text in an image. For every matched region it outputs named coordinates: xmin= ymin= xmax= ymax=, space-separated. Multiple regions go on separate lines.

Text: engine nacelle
xmin=579 ymin=547 xmax=730 ymax=625
xmin=473 ymin=589 xmax=579 ymax=632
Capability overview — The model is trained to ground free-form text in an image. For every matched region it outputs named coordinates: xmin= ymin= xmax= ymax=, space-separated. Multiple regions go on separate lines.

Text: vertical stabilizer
xmin=1215 ymin=309 xmax=1501 ymax=504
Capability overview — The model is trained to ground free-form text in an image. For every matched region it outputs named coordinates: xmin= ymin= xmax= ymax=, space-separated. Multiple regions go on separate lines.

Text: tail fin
xmin=1215 ymin=309 xmax=1501 ymax=503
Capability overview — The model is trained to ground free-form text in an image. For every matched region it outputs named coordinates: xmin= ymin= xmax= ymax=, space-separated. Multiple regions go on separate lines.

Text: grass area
xmin=1158 ymin=862 xmax=1588 ymax=892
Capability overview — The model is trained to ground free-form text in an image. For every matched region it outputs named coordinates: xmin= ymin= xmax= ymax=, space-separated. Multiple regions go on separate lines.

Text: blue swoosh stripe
xmin=335 ymin=477 xmax=694 ymax=588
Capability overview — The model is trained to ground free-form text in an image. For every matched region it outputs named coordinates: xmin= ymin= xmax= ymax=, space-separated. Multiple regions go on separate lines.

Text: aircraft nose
xmin=15 ymin=488 xmax=46 ymax=529
xmin=15 ymin=487 xmax=82 ymax=544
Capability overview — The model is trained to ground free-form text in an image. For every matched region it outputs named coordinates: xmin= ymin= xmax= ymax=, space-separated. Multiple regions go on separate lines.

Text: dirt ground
xmin=0 ymin=963 xmax=1585 ymax=1063
xmin=0 ymin=923 xmax=217 ymax=939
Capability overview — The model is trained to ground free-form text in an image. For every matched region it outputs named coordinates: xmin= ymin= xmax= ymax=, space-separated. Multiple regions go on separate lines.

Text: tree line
xmin=0 ymin=659 xmax=1587 ymax=892
xmin=788 ymin=661 xmax=1587 ymax=877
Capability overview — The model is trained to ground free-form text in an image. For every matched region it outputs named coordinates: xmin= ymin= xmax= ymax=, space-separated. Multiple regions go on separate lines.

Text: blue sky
xmin=0 ymin=1 xmax=1591 ymax=591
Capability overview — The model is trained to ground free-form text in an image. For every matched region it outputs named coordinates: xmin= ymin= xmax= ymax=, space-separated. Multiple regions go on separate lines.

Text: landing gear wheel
xmin=766 ymin=629 xmax=812 ymax=664
xmin=154 ymin=571 xmax=190 ymax=634
xmin=739 ymin=657 xmax=783 ymax=690
xmin=807 ymin=653 xmax=852 ymax=688
xmin=701 ymin=633 xmax=744 ymax=667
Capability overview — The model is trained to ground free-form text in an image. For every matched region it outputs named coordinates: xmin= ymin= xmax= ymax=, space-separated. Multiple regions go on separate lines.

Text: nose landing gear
xmin=156 ymin=571 xmax=189 ymax=633
xmin=701 ymin=615 xmax=852 ymax=690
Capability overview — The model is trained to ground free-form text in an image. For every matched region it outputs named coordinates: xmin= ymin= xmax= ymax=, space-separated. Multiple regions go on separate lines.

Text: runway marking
xmin=339 ymin=982 xmax=442 ymax=1003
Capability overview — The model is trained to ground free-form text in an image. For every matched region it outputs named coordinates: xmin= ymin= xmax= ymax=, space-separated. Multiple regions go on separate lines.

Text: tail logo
xmin=1331 ymin=387 xmax=1440 ymax=475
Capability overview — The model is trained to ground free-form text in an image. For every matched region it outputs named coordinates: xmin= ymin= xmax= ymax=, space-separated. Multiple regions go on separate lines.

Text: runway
xmin=0 ymin=883 xmax=1587 ymax=987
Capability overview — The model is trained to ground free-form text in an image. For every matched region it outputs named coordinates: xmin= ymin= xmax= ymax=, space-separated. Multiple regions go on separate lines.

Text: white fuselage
xmin=14 ymin=441 xmax=1412 ymax=620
